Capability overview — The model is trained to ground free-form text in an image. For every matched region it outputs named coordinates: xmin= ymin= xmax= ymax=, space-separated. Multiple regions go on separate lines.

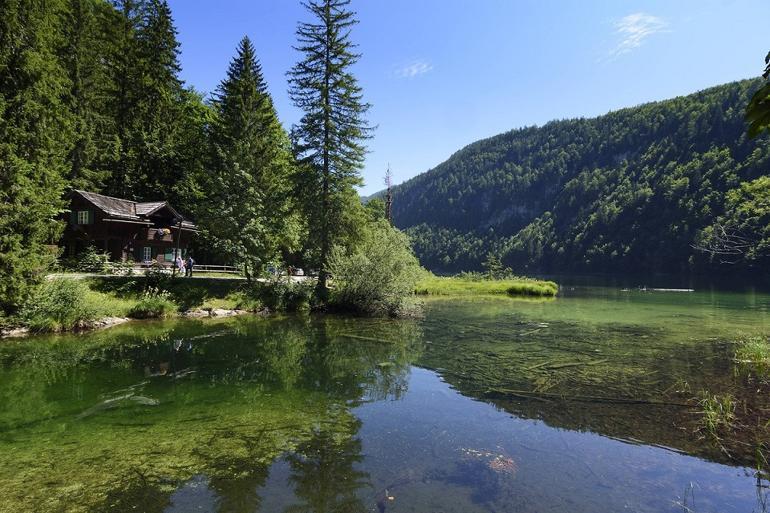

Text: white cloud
xmin=395 ymin=59 xmax=433 ymax=78
xmin=609 ymin=13 xmax=669 ymax=58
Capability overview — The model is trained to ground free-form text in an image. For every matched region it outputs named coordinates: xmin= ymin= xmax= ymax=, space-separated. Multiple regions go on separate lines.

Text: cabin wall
xmin=61 ymin=195 xmax=195 ymax=265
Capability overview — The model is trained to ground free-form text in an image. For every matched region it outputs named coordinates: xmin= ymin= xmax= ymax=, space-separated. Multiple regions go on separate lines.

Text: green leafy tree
xmin=327 ymin=220 xmax=422 ymax=316
xmin=747 ymin=51 xmax=770 ymax=139
xmin=0 ymin=0 xmax=71 ymax=314
xmin=198 ymin=37 xmax=299 ymax=280
xmin=288 ymin=0 xmax=372 ymax=294
xmin=697 ymin=176 xmax=770 ymax=266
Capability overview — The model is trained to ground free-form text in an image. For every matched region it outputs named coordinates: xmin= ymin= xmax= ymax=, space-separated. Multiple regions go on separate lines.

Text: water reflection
xmin=284 ymin=420 xmax=368 ymax=513
xmin=1 ymin=288 xmax=769 ymax=512
xmin=0 ymin=315 xmax=421 ymax=512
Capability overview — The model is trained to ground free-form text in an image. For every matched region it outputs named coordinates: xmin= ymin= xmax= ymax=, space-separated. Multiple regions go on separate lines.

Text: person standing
xmin=185 ymin=255 xmax=195 ymax=277
xmin=175 ymin=255 xmax=185 ymax=276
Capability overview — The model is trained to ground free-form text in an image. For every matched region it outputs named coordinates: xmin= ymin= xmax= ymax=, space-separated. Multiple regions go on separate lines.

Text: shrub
xmin=128 ymin=287 xmax=178 ymax=319
xmin=327 ymin=220 xmax=422 ymax=316
xmin=143 ymin=262 xmax=173 ymax=289
xmin=107 ymin=259 xmax=135 ymax=276
xmin=19 ymin=278 xmax=97 ymax=332
xmin=76 ymin=246 xmax=111 ymax=273
xmin=249 ymin=279 xmax=313 ymax=312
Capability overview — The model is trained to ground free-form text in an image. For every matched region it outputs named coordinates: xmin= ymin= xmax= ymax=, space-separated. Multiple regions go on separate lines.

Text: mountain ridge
xmin=385 ymin=78 xmax=770 ymax=274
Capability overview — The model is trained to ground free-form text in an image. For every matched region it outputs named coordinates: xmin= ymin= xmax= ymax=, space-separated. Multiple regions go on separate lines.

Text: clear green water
xmin=1 ymin=286 xmax=769 ymax=512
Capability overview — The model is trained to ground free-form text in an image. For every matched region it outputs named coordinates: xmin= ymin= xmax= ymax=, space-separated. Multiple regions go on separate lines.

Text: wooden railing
xmin=130 ymin=262 xmax=242 ymax=275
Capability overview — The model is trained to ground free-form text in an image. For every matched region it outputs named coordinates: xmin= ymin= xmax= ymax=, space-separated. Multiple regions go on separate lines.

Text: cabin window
xmin=77 ymin=210 xmax=91 ymax=225
xmin=142 ymin=247 xmax=152 ymax=262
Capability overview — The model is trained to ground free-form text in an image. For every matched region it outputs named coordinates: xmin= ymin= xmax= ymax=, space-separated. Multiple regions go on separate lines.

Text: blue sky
xmin=169 ymin=0 xmax=770 ymax=195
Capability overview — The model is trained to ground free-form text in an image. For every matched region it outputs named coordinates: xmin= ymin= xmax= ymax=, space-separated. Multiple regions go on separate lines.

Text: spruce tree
xmin=0 ymin=0 xmax=71 ymax=313
xmin=104 ymin=0 xmax=143 ymax=198
xmin=198 ymin=37 xmax=299 ymax=279
xmin=288 ymin=0 xmax=372 ymax=292
xmin=133 ymin=0 xmax=185 ymax=200
xmin=61 ymin=0 xmax=112 ymax=190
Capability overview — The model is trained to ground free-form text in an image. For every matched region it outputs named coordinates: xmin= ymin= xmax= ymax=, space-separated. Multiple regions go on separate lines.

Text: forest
xmin=388 ymin=79 xmax=770 ymax=274
xmin=0 ymin=0 xmax=424 ymax=318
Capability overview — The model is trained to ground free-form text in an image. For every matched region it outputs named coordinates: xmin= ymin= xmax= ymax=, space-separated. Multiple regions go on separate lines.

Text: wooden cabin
xmin=61 ymin=190 xmax=198 ymax=265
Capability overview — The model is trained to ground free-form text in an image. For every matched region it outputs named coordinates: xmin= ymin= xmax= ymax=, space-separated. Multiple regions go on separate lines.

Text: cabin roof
xmin=73 ymin=190 xmax=196 ymax=228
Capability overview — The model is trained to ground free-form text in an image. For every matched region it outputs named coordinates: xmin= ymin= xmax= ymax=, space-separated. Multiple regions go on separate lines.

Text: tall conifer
xmin=198 ymin=37 xmax=298 ymax=279
xmin=133 ymin=0 xmax=185 ymax=200
xmin=62 ymin=0 xmax=111 ymax=190
xmin=0 ymin=0 xmax=71 ymax=312
xmin=104 ymin=0 xmax=143 ymax=198
xmin=288 ymin=0 xmax=372 ymax=292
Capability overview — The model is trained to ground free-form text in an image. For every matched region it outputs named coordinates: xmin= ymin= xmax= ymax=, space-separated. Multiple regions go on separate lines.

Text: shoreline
xmin=1 ymin=307 xmax=262 ymax=340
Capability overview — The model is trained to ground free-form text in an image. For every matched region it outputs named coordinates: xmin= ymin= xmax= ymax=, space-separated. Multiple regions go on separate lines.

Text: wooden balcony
xmin=146 ymin=228 xmax=175 ymax=242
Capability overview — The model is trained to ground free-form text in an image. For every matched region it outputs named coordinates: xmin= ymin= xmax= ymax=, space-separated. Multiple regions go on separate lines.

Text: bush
xmin=76 ymin=246 xmax=111 ymax=273
xmin=19 ymin=278 xmax=97 ymax=332
xmin=327 ymin=220 xmax=422 ymax=316
xmin=249 ymin=279 xmax=313 ymax=312
xmin=107 ymin=259 xmax=134 ymax=276
xmin=143 ymin=262 xmax=173 ymax=289
xmin=128 ymin=287 xmax=178 ymax=319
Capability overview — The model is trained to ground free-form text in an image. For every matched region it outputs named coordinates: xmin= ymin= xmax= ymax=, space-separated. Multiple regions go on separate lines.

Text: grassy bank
xmin=2 ymin=275 xmax=274 ymax=334
xmin=415 ymin=275 xmax=558 ymax=297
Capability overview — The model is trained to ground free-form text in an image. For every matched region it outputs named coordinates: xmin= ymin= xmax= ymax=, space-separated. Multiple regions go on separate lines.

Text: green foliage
xmin=19 ymin=278 xmax=97 ymax=332
xmin=746 ymin=51 xmax=770 ymax=139
xmin=76 ymin=246 xmax=111 ymax=272
xmin=249 ymin=279 xmax=314 ymax=312
xmin=395 ymin=79 xmax=770 ymax=275
xmin=196 ymin=37 xmax=300 ymax=278
xmin=327 ymin=220 xmax=422 ymax=316
xmin=698 ymin=176 xmax=770 ymax=265
xmin=0 ymin=0 xmax=70 ymax=314
xmin=482 ymin=252 xmax=511 ymax=280
xmin=288 ymin=0 xmax=372 ymax=288
xmin=61 ymin=0 xmax=113 ymax=190
xmin=128 ymin=287 xmax=177 ymax=318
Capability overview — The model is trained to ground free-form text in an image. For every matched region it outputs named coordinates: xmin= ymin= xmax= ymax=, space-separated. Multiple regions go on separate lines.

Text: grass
xmin=698 ymin=391 xmax=736 ymax=438
xmin=3 ymin=276 xmax=260 ymax=334
xmin=735 ymin=336 xmax=770 ymax=371
xmin=127 ymin=288 xmax=178 ymax=319
xmin=415 ymin=275 xmax=558 ymax=297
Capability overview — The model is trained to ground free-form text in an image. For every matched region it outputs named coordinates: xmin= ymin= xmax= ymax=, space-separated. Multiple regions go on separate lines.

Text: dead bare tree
xmin=692 ymin=221 xmax=762 ymax=264
xmin=384 ymin=164 xmax=393 ymax=225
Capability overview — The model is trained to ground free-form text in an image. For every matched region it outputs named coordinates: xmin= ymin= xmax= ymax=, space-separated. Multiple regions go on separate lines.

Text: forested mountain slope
xmin=389 ymin=79 xmax=770 ymax=274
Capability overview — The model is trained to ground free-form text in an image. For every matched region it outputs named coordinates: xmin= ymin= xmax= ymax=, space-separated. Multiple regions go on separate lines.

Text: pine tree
xmin=0 ymin=0 xmax=71 ymax=313
xmin=132 ymin=0 xmax=185 ymax=200
xmin=198 ymin=37 xmax=299 ymax=279
xmin=288 ymin=0 xmax=372 ymax=293
xmin=61 ymin=0 xmax=112 ymax=190
xmin=103 ymin=0 xmax=143 ymax=199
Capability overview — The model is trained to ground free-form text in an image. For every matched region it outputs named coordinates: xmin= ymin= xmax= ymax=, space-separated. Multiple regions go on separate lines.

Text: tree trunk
xmin=316 ymin=1 xmax=333 ymax=300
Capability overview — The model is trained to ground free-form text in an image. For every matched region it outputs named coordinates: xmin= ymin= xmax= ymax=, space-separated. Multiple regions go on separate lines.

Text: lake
xmin=1 ymin=285 xmax=769 ymax=512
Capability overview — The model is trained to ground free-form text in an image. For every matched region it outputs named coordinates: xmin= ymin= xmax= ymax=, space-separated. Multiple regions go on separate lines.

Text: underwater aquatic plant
xmin=698 ymin=392 xmax=736 ymax=437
